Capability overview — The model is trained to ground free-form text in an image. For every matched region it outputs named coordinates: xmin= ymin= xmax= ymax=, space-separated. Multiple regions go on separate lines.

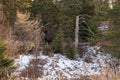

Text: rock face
xmin=12 ymin=11 xmax=43 ymax=55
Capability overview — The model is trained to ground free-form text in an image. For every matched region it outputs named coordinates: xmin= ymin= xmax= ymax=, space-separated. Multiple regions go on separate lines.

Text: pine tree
xmin=0 ymin=41 xmax=15 ymax=78
xmin=52 ymin=27 xmax=64 ymax=53
xmin=105 ymin=5 xmax=120 ymax=58
xmin=98 ymin=0 xmax=120 ymax=58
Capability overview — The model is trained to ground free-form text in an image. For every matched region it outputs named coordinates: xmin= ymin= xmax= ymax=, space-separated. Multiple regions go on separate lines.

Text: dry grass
xmin=1 ymin=65 xmax=120 ymax=80
xmin=12 ymin=65 xmax=119 ymax=80
xmin=19 ymin=59 xmax=45 ymax=79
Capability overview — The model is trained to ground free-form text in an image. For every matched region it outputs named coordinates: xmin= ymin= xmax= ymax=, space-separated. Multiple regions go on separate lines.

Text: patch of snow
xmin=98 ymin=25 xmax=109 ymax=31
xmin=14 ymin=55 xmax=35 ymax=71
xmin=14 ymin=46 xmax=118 ymax=80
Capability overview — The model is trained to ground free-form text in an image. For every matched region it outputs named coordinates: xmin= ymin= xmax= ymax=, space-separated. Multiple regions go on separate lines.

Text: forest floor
xmin=12 ymin=46 xmax=120 ymax=80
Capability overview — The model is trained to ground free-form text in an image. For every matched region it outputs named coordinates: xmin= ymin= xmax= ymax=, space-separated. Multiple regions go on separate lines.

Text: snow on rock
xmin=14 ymin=46 xmax=116 ymax=80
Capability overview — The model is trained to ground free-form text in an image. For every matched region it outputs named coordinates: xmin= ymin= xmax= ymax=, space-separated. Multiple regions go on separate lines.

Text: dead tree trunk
xmin=75 ymin=16 xmax=79 ymax=50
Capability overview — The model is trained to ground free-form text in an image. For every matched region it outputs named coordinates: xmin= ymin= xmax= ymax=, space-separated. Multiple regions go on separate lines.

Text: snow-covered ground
xmin=14 ymin=46 xmax=119 ymax=80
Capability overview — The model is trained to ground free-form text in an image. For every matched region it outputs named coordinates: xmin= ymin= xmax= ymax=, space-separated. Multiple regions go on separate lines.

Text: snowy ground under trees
xmin=13 ymin=46 xmax=120 ymax=80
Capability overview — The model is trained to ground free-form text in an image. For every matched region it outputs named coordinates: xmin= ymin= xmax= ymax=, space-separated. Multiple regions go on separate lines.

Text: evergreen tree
xmin=52 ymin=27 xmax=64 ymax=53
xmin=105 ymin=5 xmax=120 ymax=58
xmin=29 ymin=0 xmax=58 ymax=42
xmin=0 ymin=41 xmax=15 ymax=78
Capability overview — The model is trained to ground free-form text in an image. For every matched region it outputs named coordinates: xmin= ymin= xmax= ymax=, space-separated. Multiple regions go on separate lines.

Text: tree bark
xmin=75 ymin=16 xmax=79 ymax=50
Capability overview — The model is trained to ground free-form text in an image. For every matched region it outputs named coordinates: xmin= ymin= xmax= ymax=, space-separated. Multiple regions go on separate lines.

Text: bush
xmin=44 ymin=43 xmax=54 ymax=57
xmin=52 ymin=27 xmax=64 ymax=53
xmin=65 ymin=44 xmax=77 ymax=59
xmin=52 ymin=41 xmax=63 ymax=53
xmin=0 ymin=41 xmax=16 ymax=78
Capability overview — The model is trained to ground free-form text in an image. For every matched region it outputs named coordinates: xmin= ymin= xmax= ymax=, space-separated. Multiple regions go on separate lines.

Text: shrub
xmin=44 ymin=43 xmax=51 ymax=54
xmin=44 ymin=43 xmax=54 ymax=57
xmin=65 ymin=44 xmax=77 ymax=59
xmin=52 ymin=27 xmax=64 ymax=53
xmin=52 ymin=41 xmax=63 ymax=53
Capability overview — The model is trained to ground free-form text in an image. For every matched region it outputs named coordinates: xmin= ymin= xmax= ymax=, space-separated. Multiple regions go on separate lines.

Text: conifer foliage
xmin=0 ymin=41 xmax=15 ymax=78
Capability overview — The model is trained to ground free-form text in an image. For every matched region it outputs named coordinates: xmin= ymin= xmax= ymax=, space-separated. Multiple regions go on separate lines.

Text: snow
xmin=14 ymin=55 xmax=35 ymax=71
xmin=98 ymin=25 xmax=109 ymax=31
xmin=14 ymin=46 xmax=118 ymax=80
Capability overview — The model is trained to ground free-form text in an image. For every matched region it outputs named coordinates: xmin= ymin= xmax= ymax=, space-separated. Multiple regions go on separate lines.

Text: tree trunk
xmin=75 ymin=16 xmax=79 ymax=50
